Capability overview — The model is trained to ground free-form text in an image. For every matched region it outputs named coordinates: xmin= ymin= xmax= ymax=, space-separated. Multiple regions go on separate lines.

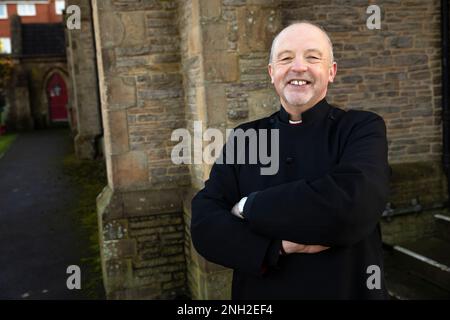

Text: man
xmin=191 ymin=21 xmax=390 ymax=299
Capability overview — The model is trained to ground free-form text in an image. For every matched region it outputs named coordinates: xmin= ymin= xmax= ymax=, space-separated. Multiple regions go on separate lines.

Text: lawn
xmin=0 ymin=134 xmax=17 ymax=156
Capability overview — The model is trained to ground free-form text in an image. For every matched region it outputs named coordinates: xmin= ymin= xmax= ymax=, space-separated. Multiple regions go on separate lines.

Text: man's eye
xmin=280 ymin=57 xmax=292 ymax=61
xmin=307 ymin=56 xmax=320 ymax=60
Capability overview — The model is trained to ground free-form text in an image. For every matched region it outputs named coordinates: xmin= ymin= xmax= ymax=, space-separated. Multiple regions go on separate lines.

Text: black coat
xmin=191 ymin=99 xmax=390 ymax=299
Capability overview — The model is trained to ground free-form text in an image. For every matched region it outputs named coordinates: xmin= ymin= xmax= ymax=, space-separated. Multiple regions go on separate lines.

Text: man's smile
xmin=286 ymin=79 xmax=312 ymax=89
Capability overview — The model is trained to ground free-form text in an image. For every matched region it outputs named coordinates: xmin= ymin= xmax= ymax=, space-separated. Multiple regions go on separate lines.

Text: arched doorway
xmin=46 ymin=72 xmax=68 ymax=122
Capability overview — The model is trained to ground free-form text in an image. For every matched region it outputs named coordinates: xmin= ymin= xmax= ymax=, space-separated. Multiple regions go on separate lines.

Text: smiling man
xmin=268 ymin=22 xmax=336 ymax=121
xmin=191 ymin=21 xmax=390 ymax=299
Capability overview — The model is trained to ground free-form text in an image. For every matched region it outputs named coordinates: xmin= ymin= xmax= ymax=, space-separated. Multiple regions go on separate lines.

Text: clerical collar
xmin=278 ymin=98 xmax=330 ymax=125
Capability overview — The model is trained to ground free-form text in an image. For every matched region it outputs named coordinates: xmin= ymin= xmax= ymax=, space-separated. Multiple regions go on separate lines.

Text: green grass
xmin=0 ymin=134 xmax=17 ymax=156
xmin=63 ymin=153 xmax=107 ymax=299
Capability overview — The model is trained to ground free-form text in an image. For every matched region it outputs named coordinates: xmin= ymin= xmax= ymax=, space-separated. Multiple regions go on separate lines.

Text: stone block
xmin=204 ymin=84 xmax=227 ymax=127
xmin=247 ymin=89 xmax=279 ymax=120
xmin=341 ymin=75 xmax=363 ymax=84
xmin=162 ymin=279 xmax=185 ymax=291
xmin=134 ymin=272 xmax=173 ymax=286
xmin=97 ymin=186 xmax=125 ymax=221
xmin=103 ymin=239 xmax=137 ymax=259
xmin=93 ymin=0 xmax=113 ymax=12
xmin=190 ymin=265 xmax=232 ymax=300
xmin=406 ymin=144 xmax=430 ymax=154
xmin=98 ymin=11 xmax=125 ymax=48
xmin=103 ymin=258 xmax=133 ymax=292
xmin=128 ymin=214 xmax=182 ymax=230
xmin=247 ymin=0 xmax=280 ymax=5
xmin=120 ymin=12 xmax=146 ymax=46
xmin=236 ymin=6 xmax=280 ymax=54
xmin=111 ymin=151 xmax=149 ymax=190
xmin=204 ymin=52 xmax=239 ymax=82
xmin=394 ymin=54 xmax=428 ymax=67
xmin=173 ymin=271 xmax=186 ymax=281
xmin=223 ymin=0 xmax=246 ymax=6
xmin=202 ymin=22 xmax=228 ymax=51
xmin=199 ymin=0 xmax=221 ymax=19
xmin=388 ymin=36 xmax=413 ymax=49
xmin=105 ymin=110 xmax=129 ymax=154
xmin=136 ymin=73 xmax=182 ymax=89
xmin=339 ymin=57 xmax=370 ymax=68
xmin=106 ymin=77 xmax=136 ymax=109
xmin=103 ymin=219 xmax=129 ymax=241
xmin=121 ymin=188 xmax=183 ymax=216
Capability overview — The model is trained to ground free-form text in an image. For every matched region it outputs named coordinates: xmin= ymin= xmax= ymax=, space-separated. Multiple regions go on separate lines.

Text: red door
xmin=47 ymin=73 xmax=68 ymax=122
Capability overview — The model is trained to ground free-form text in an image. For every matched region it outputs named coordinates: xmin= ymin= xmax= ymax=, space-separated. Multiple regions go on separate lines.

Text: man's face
xmin=268 ymin=24 xmax=337 ymax=113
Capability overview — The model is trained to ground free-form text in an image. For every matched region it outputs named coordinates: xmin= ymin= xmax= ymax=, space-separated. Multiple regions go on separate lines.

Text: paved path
xmin=0 ymin=128 xmax=94 ymax=299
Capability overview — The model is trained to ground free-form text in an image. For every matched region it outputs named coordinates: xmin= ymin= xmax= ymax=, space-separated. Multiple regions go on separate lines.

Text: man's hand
xmin=281 ymin=240 xmax=330 ymax=254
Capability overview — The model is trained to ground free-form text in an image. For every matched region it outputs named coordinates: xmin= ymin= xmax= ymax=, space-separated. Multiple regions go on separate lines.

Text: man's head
xmin=268 ymin=22 xmax=337 ymax=119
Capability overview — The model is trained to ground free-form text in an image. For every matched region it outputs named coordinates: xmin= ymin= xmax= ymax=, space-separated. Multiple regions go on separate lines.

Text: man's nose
xmin=290 ymin=57 xmax=308 ymax=72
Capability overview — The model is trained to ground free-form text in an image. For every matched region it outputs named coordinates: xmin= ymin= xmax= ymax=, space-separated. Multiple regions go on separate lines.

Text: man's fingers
xmin=301 ymin=245 xmax=330 ymax=254
xmin=282 ymin=240 xmax=305 ymax=254
xmin=282 ymin=240 xmax=330 ymax=254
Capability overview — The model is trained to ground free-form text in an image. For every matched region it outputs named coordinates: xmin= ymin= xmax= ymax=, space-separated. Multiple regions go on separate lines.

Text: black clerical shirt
xmin=191 ymin=98 xmax=390 ymax=299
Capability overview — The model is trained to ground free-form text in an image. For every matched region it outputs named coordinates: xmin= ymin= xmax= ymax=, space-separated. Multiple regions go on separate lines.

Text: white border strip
xmin=434 ymin=214 xmax=450 ymax=223
xmin=393 ymin=245 xmax=450 ymax=272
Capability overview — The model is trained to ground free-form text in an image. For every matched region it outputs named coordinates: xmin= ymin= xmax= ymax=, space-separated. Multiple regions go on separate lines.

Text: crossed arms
xmin=191 ymin=112 xmax=389 ymax=275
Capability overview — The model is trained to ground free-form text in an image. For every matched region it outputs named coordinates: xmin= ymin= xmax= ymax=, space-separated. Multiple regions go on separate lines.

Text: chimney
xmin=10 ymin=15 xmax=22 ymax=56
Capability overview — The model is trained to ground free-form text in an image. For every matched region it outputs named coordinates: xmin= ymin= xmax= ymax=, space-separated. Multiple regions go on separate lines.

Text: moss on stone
xmin=63 ymin=153 xmax=107 ymax=299
xmin=387 ymin=161 xmax=447 ymax=206
xmin=390 ymin=161 xmax=442 ymax=184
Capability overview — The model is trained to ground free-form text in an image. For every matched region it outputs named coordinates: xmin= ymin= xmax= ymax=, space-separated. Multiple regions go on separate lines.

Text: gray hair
xmin=269 ymin=21 xmax=335 ymax=65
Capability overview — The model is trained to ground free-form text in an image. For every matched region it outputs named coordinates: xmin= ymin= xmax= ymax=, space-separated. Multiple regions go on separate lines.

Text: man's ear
xmin=328 ymin=61 xmax=337 ymax=83
xmin=268 ymin=64 xmax=274 ymax=84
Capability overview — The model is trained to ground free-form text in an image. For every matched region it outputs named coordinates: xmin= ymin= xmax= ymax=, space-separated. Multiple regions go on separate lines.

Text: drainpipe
xmin=89 ymin=0 xmax=104 ymax=159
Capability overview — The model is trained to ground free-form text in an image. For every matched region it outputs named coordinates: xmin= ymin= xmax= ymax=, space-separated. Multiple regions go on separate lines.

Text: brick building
xmin=0 ymin=0 xmax=65 ymax=54
xmin=66 ymin=0 xmax=450 ymax=299
xmin=1 ymin=0 xmax=69 ymax=131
